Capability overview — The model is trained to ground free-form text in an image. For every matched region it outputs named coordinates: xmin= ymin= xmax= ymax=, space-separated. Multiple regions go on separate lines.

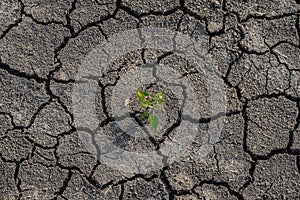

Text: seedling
xmin=137 ymin=90 xmax=165 ymax=130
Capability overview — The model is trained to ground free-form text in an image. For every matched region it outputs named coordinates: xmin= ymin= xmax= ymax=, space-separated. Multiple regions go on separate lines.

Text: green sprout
xmin=137 ymin=90 xmax=165 ymax=130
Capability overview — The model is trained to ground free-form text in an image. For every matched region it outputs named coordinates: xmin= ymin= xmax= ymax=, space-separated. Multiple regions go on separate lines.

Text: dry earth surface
xmin=0 ymin=0 xmax=300 ymax=199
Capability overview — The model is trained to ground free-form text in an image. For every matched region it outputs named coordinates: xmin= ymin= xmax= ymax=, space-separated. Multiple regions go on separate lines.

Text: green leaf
xmin=154 ymin=92 xmax=164 ymax=104
xmin=141 ymin=111 xmax=149 ymax=119
xmin=137 ymin=90 xmax=149 ymax=102
xmin=148 ymin=115 xmax=159 ymax=130
xmin=141 ymin=100 xmax=153 ymax=108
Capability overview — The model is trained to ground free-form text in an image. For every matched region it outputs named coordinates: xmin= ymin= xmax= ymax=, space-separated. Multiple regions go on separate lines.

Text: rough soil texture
xmin=1 ymin=0 xmax=300 ymax=199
